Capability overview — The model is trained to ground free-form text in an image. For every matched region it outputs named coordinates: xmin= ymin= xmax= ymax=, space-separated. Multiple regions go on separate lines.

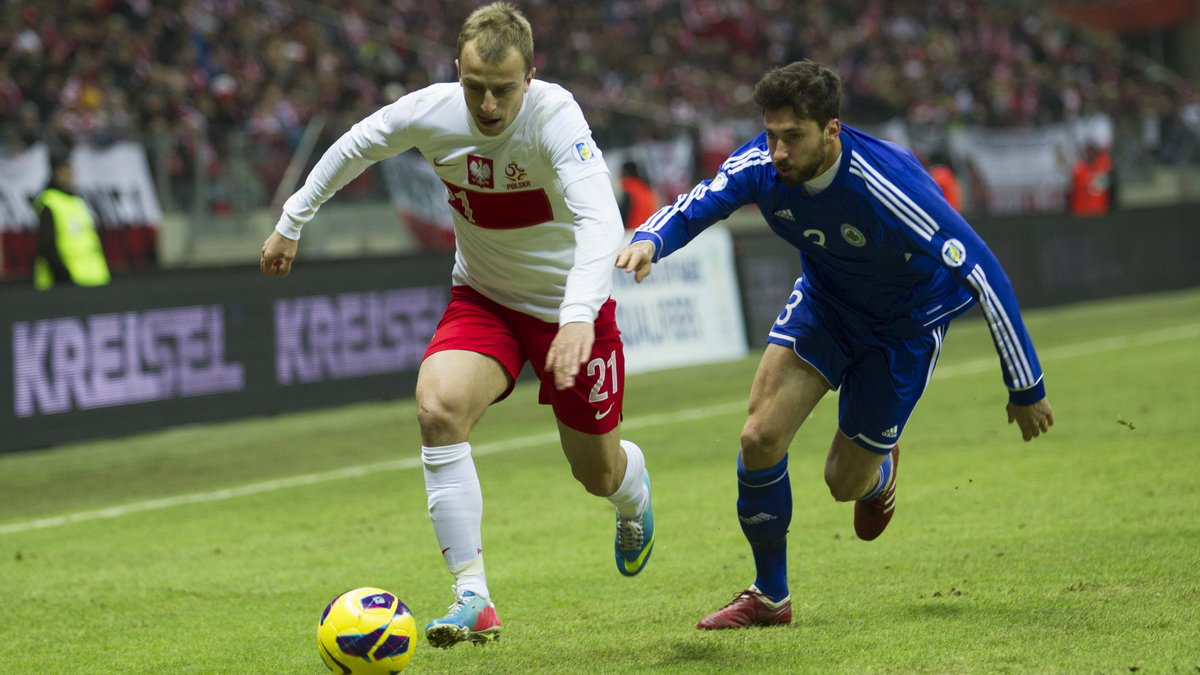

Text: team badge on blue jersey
xmin=573 ymin=141 xmax=596 ymax=162
xmin=840 ymin=223 xmax=866 ymax=247
xmin=941 ymin=238 xmax=967 ymax=267
xmin=710 ymin=172 xmax=729 ymax=191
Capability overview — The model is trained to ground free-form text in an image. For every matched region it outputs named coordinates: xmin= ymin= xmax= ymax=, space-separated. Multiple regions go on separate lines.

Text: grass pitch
xmin=2 ymin=288 xmax=1199 ymax=673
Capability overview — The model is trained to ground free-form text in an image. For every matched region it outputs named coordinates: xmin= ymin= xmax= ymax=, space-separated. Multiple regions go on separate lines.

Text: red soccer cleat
xmin=854 ymin=444 xmax=899 ymax=541
xmin=696 ymin=586 xmax=792 ymax=630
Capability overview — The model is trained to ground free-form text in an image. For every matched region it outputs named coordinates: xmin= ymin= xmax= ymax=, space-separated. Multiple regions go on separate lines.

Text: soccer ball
xmin=317 ymin=587 xmax=417 ymax=674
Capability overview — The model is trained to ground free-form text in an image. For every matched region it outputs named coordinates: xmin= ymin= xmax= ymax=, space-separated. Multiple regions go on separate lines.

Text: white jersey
xmin=276 ymin=80 xmax=622 ymax=324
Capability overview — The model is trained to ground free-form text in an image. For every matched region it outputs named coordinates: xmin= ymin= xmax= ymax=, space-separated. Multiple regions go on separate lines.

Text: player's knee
xmin=739 ymin=422 xmax=785 ymax=464
xmin=416 ymin=395 xmax=470 ymax=444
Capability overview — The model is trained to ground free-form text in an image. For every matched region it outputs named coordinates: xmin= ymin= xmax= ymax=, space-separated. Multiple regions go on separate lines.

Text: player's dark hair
xmin=458 ymin=2 xmax=534 ymax=72
xmin=752 ymin=60 xmax=841 ymax=127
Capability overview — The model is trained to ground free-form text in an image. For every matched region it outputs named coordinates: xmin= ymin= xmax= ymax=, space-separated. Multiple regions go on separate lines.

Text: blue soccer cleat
xmin=615 ymin=470 xmax=655 ymax=576
xmin=424 ymin=589 xmax=502 ymax=649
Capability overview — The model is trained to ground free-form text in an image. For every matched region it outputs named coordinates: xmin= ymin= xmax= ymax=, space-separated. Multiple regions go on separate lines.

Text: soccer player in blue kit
xmin=616 ymin=61 xmax=1055 ymax=630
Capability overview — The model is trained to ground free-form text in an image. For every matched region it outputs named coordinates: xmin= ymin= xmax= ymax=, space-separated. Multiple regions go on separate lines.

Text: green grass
xmin=3 ymin=288 xmax=1199 ymax=674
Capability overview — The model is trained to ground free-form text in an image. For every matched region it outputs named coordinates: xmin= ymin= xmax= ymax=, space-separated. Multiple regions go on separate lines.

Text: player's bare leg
xmin=558 ymin=424 xmax=625 ymax=496
xmin=739 ymin=345 xmax=828 ymax=470
xmin=698 ymin=345 xmax=827 ymax=629
xmin=417 ymin=350 xmax=509 ymax=647
xmin=560 ymin=424 xmax=654 ymax=576
xmin=824 ymin=432 xmax=897 ymax=541
xmin=417 ymin=350 xmax=507 ymax=447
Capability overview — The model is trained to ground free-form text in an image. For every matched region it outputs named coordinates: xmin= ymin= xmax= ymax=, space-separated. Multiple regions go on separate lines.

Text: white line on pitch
xmin=3 ymin=322 xmax=1196 ymax=536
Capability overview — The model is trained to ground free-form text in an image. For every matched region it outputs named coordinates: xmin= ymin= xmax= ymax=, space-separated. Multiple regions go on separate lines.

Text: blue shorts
xmin=766 ymin=278 xmax=946 ymax=453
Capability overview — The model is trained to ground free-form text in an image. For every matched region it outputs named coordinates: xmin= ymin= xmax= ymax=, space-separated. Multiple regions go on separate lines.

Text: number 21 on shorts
xmin=587 ymin=350 xmax=620 ymax=403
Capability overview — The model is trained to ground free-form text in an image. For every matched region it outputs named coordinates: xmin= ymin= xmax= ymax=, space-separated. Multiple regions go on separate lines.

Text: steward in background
xmin=1069 ymin=143 xmax=1112 ymax=216
xmin=618 ymin=160 xmax=662 ymax=229
xmin=32 ymin=153 xmax=110 ymax=290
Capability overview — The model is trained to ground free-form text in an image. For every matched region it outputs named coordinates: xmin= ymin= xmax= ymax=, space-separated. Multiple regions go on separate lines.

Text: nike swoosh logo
xmin=433 ymin=158 xmax=457 ymax=167
xmin=595 ymin=404 xmax=615 ymax=420
xmin=620 ymin=531 xmax=654 ymax=574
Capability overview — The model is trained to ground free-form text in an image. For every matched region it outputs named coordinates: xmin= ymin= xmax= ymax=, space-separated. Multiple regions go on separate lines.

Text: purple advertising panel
xmin=1 ymin=254 xmax=452 ymax=452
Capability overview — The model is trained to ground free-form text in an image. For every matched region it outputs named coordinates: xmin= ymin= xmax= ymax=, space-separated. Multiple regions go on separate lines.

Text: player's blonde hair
xmin=457 ymin=2 xmax=534 ymax=72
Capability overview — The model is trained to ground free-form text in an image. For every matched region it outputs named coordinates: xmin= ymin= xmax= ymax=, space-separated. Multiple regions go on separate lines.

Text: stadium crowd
xmin=2 ymin=0 xmax=1198 ymax=210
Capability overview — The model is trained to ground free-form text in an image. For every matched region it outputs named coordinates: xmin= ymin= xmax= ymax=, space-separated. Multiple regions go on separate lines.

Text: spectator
xmin=618 ymin=160 xmax=662 ymax=229
xmin=32 ymin=152 xmax=110 ymax=290
xmin=1 ymin=0 xmax=1193 ymax=215
xmin=925 ymin=151 xmax=962 ymax=212
xmin=1069 ymin=143 xmax=1113 ymax=216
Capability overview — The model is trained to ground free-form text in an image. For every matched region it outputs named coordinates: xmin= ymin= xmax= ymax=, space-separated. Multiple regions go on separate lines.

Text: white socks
xmin=422 ymin=442 xmax=489 ymax=600
xmin=608 ymin=440 xmax=648 ymax=519
xmin=421 ymin=438 xmax=648 ymax=601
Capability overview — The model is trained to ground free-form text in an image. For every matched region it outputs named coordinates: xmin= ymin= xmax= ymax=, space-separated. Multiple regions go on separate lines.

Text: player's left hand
xmin=545 ymin=321 xmax=595 ymax=391
xmin=615 ymin=240 xmax=656 ymax=283
xmin=1007 ymin=398 xmax=1054 ymax=441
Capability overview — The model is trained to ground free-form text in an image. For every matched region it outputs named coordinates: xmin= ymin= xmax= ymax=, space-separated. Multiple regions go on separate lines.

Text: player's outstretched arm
xmin=260 ymin=230 xmax=299 ymax=277
xmin=1006 ymin=398 xmax=1054 ymax=441
xmin=615 ymin=240 xmax=656 ymax=283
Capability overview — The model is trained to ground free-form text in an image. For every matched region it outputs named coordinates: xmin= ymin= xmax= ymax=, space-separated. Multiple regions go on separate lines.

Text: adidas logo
xmin=882 ymin=426 xmax=899 ymax=439
xmin=774 ymin=209 xmax=795 ymax=221
xmin=739 ymin=512 xmax=778 ymax=525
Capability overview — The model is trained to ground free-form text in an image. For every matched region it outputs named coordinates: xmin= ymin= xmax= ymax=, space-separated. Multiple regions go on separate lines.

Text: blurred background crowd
xmin=2 ymin=0 xmax=1199 ymax=218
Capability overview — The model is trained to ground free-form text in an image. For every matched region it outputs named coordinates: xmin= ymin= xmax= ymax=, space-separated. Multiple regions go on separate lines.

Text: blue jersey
xmin=631 ymin=125 xmax=1045 ymax=404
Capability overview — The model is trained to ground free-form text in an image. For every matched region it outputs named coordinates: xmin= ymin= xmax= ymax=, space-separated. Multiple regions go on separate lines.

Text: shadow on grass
xmin=655 ymin=631 xmax=808 ymax=669
xmin=658 ymin=639 xmax=733 ymax=666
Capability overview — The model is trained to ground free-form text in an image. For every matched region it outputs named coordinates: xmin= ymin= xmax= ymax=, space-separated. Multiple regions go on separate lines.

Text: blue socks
xmin=736 ymin=453 xmax=791 ymax=602
xmin=859 ymin=451 xmax=894 ymax=502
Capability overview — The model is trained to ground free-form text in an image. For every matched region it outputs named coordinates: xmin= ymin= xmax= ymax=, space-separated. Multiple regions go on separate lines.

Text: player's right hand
xmin=615 ymin=240 xmax=656 ymax=283
xmin=260 ymin=230 xmax=298 ymax=277
xmin=1007 ymin=398 xmax=1054 ymax=441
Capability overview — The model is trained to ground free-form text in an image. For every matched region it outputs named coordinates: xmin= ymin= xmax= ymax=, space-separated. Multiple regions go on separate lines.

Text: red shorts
xmin=423 ymin=285 xmax=624 ymax=434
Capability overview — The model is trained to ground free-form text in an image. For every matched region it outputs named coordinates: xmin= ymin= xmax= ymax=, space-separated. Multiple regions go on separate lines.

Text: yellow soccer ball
xmin=317 ymin=587 xmax=417 ymax=673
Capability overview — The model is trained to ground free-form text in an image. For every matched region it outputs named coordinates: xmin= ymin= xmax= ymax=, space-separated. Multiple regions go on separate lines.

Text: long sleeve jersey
xmin=632 ymin=124 xmax=1046 ymax=405
xmin=277 ymin=80 xmax=623 ymax=325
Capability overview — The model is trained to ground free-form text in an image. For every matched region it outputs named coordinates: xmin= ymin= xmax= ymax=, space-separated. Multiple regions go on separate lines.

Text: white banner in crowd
xmin=954 ymin=125 xmax=1073 ymax=214
xmin=0 ymin=144 xmax=49 ymax=230
xmin=71 ymin=142 xmax=163 ymax=227
xmin=603 ymin=135 xmax=695 ymax=202
xmin=612 ymin=226 xmax=747 ymax=374
xmin=0 ymin=142 xmax=162 ymax=231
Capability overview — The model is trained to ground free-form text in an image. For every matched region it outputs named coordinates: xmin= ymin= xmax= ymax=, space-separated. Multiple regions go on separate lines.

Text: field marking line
xmin=3 ymin=321 xmax=1197 ymax=536
xmin=933 ymin=322 xmax=1200 ymax=378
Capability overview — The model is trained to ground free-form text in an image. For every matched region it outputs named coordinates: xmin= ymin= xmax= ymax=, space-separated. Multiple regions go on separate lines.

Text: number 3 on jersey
xmin=776 ymin=288 xmax=803 ymax=325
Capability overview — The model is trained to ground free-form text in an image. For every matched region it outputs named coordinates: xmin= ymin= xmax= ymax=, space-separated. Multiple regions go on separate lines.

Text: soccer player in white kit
xmin=259 ymin=2 xmax=654 ymax=650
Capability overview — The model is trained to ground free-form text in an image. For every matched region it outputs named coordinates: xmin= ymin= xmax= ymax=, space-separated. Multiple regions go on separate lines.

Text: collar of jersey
xmin=803 ymin=150 xmax=843 ymax=196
